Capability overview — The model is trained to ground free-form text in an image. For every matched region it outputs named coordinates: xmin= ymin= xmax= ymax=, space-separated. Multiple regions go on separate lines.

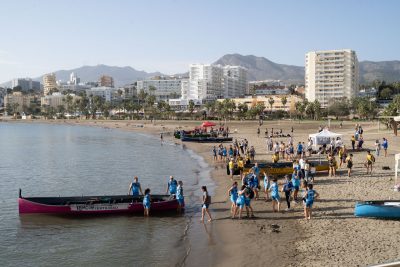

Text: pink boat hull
xmin=19 ymin=198 xmax=180 ymax=215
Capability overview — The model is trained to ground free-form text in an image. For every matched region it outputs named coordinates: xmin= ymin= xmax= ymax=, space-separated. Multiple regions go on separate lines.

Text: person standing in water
xmin=176 ymin=181 xmax=185 ymax=213
xmin=228 ymin=182 xmax=238 ymax=215
xmin=143 ymin=188 xmax=151 ymax=216
xmin=166 ymin=176 xmax=178 ymax=195
xmin=160 ymin=132 xmax=163 ymax=144
xmin=129 ymin=176 xmax=143 ymax=196
xmin=201 ymin=186 xmax=212 ymax=222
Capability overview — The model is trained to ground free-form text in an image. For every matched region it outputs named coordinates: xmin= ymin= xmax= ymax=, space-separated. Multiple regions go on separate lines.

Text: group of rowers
xmin=128 ymin=176 xmax=185 ymax=216
xmin=227 ymin=162 xmax=320 ymax=220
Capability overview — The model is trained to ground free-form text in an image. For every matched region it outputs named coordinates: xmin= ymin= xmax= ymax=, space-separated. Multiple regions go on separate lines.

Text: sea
xmin=0 ymin=122 xmax=215 ymax=267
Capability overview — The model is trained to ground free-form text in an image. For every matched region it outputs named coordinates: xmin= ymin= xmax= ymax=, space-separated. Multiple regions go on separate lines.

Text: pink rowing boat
xmin=18 ymin=189 xmax=181 ymax=215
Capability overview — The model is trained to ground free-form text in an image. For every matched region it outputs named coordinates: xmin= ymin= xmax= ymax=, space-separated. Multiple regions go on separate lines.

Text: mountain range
xmin=2 ymin=54 xmax=400 ymax=88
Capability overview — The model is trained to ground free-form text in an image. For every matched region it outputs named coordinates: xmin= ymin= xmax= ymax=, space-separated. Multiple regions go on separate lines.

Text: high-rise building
xmin=43 ymin=73 xmax=58 ymax=96
xmin=305 ymin=49 xmax=359 ymax=108
xmin=222 ymin=66 xmax=247 ymax=98
xmin=69 ymin=72 xmax=80 ymax=85
xmin=11 ymin=78 xmax=41 ymax=92
xmin=136 ymin=77 xmax=183 ymax=101
xmin=99 ymin=75 xmax=114 ymax=88
xmin=187 ymin=64 xmax=223 ymax=100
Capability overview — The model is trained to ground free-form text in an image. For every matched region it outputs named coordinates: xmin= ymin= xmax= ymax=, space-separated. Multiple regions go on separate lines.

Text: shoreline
xmin=3 ymin=118 xmax=400 ymax=266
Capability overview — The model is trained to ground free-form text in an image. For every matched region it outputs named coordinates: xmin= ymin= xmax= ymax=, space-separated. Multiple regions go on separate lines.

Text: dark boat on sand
xmin=181 ymin=135 xmax=233 ymax=143
xmin=18 ymin=189 xmax=180 ymax=215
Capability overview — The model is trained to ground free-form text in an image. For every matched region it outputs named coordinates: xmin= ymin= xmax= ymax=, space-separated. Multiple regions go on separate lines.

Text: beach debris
xmin=382 ymin=166 xmax=391 ymax=170
xmin=270 ymin=224 xmax=281 ymax=233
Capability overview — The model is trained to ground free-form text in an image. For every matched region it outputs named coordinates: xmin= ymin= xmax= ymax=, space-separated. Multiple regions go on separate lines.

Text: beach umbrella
xmin=201 ymin=121 xmax=216 ymax=128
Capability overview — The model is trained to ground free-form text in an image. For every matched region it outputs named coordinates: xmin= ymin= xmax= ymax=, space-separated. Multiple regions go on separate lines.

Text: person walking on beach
xmin=160 ymin=133 xmax=163 ymax=144
xmin=351 ymin=135 xmax=356 ymax=150
xmin=166 ymin=176 xmax=178 ymax=195
xmin=228 ymin=158 xmax=235 ymax=180
xmin=129 ymin=176 xmax=143 ymax=196
xmin=346 ymin=154 xmax=353 ymax=177
xmin=244 ymin=184 xmax=255 ymax=218
xmin=228 ymin=182 xmax=238 ymax=215
xmin=282 ymin=175 xmax=293 ymax=211
xmin=304 ymin=183 xmax=319 ymax=220
xmin=237 ymin=157 xmax=244 ymax=180
xmin=263 ymin=172 xmax=270 ymax=201
xmin=382 ymin=137 xmax=388 ymax=157
xmin=292 ymin=171 xmax=301 ymax=202
xmin=328 ymin=154 xmax=336 ymax=177
xmin=375 ymin=139 xmax=381 ymax=157
xmin=176 ymin=181 xmax=185 ymax=213
xmin=270 ymin=178 xmax=280 ymax=212
xmin=143 ymin=188 xmax=151 ymax=217
xmin=257 ymin=127 xmax=260 ymax=137
xmin=201 ymin=186 xmax=212 ymax=222
xmin=365 ymin=151 xmax=375 ymax=174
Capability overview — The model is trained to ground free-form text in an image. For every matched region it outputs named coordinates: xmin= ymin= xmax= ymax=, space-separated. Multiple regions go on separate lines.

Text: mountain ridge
xmin=2 ymin=54 xmax=400 ymax=88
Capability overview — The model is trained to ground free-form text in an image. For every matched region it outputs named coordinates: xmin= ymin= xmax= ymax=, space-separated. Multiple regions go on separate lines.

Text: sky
xmin=0 ymin=0 xmax=399 ymax=83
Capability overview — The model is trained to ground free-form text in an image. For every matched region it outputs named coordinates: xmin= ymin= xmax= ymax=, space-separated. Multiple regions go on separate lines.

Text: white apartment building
xmin=43 ymin=73 xmax=58 ymax=96
xmin=305 ymin=49 xmax=359 ymax=108
xmin=86 ymin=87 xmax=118 ymax=102
xmin=187 ymin=64 xmax=224 ymax=100
xmin=223 ymin=66 xmax=247 ymax=98
xmin=136 ymin=78 xmax=183 ymax=101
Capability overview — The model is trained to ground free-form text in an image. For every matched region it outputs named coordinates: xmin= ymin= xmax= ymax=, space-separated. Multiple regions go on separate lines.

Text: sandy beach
xmin=5 ymin=118 xmax=400 ymax=266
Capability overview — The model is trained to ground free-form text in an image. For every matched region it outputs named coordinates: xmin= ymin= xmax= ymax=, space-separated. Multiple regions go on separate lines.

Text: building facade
xmin=136 ymin=78 xmax=183 ymax=101
xmin=217 ymin=94 xmax=303 ymax=114
xmin=305 ymin=49 xmax=359 ymax=108
xmin=43 ymin=73 xmax=58 ymax=96
xmin=99 ymin=75 xmax=114 ymax=88
xmin=4 ymin=92 xmax=35 ymax=113
xmin=11 ymin=78 xmax=41 ymax=92
xmin=86 ymin=87 xmax=118 ymax=102
xmin=222 ymin=66 xmax=247 ymax=98
xmin=40 ymin=92 xmax=81 ymax=109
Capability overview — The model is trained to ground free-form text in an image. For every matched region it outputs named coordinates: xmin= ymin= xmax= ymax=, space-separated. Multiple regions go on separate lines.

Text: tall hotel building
xmin=305 ymin=49 xmax=359 ymax=108
xmin=43 ymin=73 xmax=58 ymax=96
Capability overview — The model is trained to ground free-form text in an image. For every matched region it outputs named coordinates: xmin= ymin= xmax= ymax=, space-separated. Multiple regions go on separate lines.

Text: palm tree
xmin=268 ymin=97 xmax=275 ymax=113
xmin=280 ymin=96 xmax=287 ymax=110
xmin=188 ymin=100 xmax=195 ymax=118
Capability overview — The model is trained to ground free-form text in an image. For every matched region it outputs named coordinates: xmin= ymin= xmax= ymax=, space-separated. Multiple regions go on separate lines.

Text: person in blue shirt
xmin=212 ymin=146 xmax=217 ymax=161
xmin=251 ymin=163 xmax=260 ymax=178
xmin=222 ymin=147 xmax=227 ymax=162
xmin=291 ymin=171 xmax=301 ymax=202
xmin=304 ymin=183 xmax=319 ymax=220
xmin=129 ymin=176 xmax=143 ymax=196
xmin=269 ymin=178 xmax=280 ymax=212
xmin=382 ymin=137 xmax=388 ymax=157
xmin=176 ymin=181 xmax=185 ymax=213
xmin=281 ymin=175 xmax=293 ymax=211
xmin=143 ymin=188 xmax=151 ymax=216
xmin=249 ymin=172 xmax=259 ymax=200
xmin=227 ymin=181 xmax=238 ymax=215
xmin=263 ymin=172 xmax=270 ymax=201
xmin=296 ymin=142 xmax=303 ymax=159
xmin=166 ymin=176 xmax=178 ymax=195
xmin=233 ymin=185 xmax=246 ymax=219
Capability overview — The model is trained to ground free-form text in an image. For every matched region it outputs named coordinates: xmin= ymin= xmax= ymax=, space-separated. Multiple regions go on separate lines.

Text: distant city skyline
xmin=1 ymin=0 xmax=399 ymax=83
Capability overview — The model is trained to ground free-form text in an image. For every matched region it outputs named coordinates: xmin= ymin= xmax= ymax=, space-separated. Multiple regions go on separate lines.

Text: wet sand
xmin=6 ymin=118 xmax=400 ymax=266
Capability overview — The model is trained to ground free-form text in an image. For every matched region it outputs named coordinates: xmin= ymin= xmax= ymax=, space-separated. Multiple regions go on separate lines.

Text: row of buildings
xmin=4 ymin=48 xmax=361 ymax=114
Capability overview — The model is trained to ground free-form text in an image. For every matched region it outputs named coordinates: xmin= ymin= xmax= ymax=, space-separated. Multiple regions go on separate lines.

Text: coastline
xmin=4 ymin=118 xmax=400 ymax=266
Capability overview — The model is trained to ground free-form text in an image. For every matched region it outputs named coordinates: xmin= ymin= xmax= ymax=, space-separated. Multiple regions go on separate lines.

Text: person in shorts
xmin=201 ymin=186 xmax=212 ymax=222
xmin=269 ymin=178 xmax=280 ymax=212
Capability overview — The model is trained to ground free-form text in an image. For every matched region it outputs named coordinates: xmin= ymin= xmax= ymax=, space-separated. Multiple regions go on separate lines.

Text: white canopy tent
xmin=309 ymin=129 xmax=343 ymax=149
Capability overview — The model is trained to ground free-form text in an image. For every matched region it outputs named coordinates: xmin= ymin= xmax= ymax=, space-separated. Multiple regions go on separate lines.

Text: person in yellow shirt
xmin=237 ymin=157 xmax=244 ymax=179
xmin=365 ymin=150 xmax=375 ymax=174
xmin=228 ymin=158 xmax=235 ymax=180
xmin=272 ymin=152 xmax=279 ymax=163
xmin=351 ymin=136 xmax=356 ymax=150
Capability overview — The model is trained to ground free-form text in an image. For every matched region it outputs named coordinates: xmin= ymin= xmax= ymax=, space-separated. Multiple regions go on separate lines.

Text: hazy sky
xmin=0 ymin=0 xmax=399 ymax=82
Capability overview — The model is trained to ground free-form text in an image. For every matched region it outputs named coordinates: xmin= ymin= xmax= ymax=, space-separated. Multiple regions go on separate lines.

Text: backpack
xmin=371 ymin=155 xmax=375 ymax=162
xmin=246 ymin=187 xmax=254 ymax=199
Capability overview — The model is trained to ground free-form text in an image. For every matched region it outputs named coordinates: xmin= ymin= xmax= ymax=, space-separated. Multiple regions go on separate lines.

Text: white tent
xmin=309 ymin=129 xmax=343 ymax=148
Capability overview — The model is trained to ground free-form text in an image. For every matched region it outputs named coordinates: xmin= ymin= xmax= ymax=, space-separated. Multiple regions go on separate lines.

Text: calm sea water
xmin=0 ymin=122 xmax=214 ymax=267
